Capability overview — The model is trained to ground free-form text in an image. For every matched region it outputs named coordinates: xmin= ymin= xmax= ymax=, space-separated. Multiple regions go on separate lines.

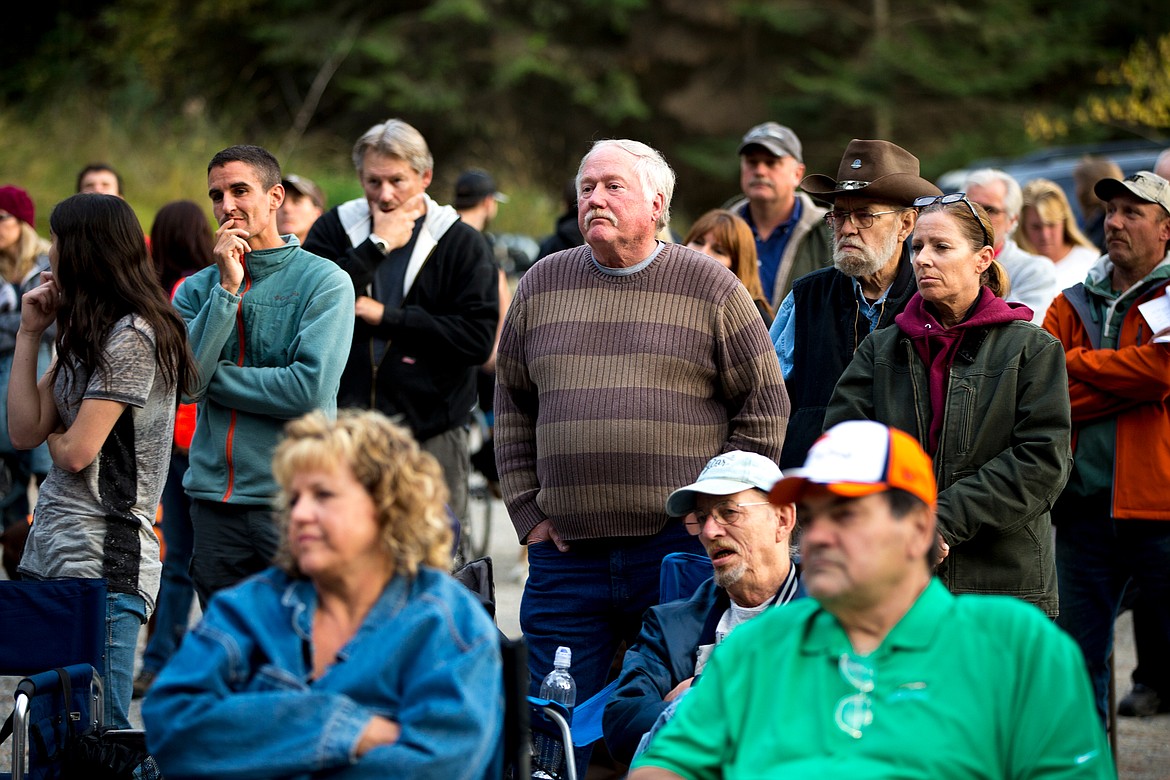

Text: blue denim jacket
xmin=142 ymin=566 xmax=503 ymax=779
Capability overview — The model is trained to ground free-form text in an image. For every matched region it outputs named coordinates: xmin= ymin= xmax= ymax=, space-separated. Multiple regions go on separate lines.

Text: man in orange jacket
xmin=1043 ymin=170 xmax=1170 ymax=725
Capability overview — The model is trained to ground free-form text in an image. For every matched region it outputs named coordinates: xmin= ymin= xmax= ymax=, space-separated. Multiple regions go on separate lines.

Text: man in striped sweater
xmin=495 ymin=138 xmax=788 ymax=770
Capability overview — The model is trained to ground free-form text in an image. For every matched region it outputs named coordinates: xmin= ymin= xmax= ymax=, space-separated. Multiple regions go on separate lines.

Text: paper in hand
xmin=1137 ymin=284 xmax=1170 ymax=343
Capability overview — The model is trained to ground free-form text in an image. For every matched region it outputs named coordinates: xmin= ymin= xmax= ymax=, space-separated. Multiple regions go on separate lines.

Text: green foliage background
xmin=2 ymin=0 xmax=1168 ymax=238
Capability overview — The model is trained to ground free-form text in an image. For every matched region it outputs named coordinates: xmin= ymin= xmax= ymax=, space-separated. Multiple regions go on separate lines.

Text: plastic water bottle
xmin=533 ymin=646 xmax=576 ymax=779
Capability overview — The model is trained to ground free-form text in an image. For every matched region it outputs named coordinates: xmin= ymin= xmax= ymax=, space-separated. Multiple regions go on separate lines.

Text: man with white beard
xmin=768 ymin=139 xmax=941 ymax=469
xmin=602 ymin=450 xmax=803 ymax=766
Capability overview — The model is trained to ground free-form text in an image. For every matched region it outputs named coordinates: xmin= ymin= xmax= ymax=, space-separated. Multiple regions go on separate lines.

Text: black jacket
xmin=781 ymin=244 xmax=916 ymax=468
xmin=536 ymin=210 xmax=583 ymax=260
xmin=304 ymin=200 xmax=499 ymax=440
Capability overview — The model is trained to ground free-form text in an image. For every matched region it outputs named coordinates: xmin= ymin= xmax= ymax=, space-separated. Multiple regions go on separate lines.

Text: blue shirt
xmin=740 ymin=198 xmax=803 ymax=303
xmin=769 ymin=276 xmax=892 ymax=380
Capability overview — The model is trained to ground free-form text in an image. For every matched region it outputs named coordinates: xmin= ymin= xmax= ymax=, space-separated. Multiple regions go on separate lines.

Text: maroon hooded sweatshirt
xmin=894 ymin=288 xmax=1033 ymax=453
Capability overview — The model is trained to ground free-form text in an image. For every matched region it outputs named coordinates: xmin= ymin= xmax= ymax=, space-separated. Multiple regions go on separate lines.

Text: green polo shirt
xmin=632 ymin=579 xmax=1112 ymax=779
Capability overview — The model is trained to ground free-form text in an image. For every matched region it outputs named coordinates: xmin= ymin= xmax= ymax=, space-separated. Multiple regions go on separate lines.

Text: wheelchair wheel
xmin=460 ymin=409 xmax=495 ymax=563
xmin=461 ymin=470 xmax=494 ymax=561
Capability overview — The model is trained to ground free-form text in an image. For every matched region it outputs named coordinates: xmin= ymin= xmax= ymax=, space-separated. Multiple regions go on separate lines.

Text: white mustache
xmin=585 ymin=210 xmax=617 ymax=228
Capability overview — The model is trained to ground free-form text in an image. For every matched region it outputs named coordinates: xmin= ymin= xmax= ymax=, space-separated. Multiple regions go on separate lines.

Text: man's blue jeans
xmin=141 ymin=452 xmax=195 ymax=674
xmin=1054 ymin=504 xmax=1170 ymax=725
xmin=106 ymin=591 xmax=147 ymax=728
xmin=521 ymin=522 xmax=703 ymax=771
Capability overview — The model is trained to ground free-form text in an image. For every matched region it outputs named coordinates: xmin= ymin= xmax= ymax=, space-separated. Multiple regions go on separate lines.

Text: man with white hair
xmin=630 ymin=421 xmax=1112 ymax=780
xmin=965 ymin=168 xmax=1058 ymax=321
xmin=769 ymin=138 xmax=940 ymax=469
xmin=495 ymin=138 xmax=788 ymax=771
xmin=304 ymin=118 xmax=499 ymax=522
xmin=603 ymin=450 xmax=802 ymax=766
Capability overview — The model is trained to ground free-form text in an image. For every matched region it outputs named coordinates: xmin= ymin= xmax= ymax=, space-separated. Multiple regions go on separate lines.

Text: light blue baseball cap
xmin=665 ymin=451 xmax=784 ymax=517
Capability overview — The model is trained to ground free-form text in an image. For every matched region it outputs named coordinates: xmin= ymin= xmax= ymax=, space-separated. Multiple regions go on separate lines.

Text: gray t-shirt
xmin=19 ymin=315 xmax=175 ymax=615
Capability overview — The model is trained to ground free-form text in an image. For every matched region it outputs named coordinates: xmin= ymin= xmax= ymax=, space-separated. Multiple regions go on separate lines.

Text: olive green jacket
xmin=825 ymin=319 xmax=1072 ymax=616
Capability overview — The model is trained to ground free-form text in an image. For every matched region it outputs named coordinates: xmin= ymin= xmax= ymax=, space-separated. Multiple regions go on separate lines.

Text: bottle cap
xmin=554 ymin=646 xmax=572 ymax=668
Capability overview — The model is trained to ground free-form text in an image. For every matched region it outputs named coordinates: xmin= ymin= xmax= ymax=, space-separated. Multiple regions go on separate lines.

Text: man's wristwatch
xmin=369 ymin=233 xmax=390 ymax=254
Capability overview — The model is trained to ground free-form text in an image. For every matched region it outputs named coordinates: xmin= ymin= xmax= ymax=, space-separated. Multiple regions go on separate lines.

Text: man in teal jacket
xmin=174 ymin=144 xmax=354 ymax=607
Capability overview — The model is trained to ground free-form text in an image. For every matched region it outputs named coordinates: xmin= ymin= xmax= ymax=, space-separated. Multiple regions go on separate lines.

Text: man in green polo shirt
xmin=629 ymin=420 xmax=1112 ymax=780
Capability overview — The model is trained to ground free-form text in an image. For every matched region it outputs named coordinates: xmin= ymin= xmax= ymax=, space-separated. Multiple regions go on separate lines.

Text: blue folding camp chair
xmin=455 ymin=553 xmax=715 ymax=779
xmin=658 ymin=551 xmax=714 ymax=604
xmin=526 ymin=678 xmax=620 ymax=780
xmin=0 ymin=577 xmax=152 ymax=780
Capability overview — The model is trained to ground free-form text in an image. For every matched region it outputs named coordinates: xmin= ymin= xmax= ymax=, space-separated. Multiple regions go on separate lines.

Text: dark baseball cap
xmin=454 ymin=169 xmax=509 ymax=210
xmin=738 ymin=122 xmax=803 ymax=163
xmin=282 ymin=174 xmax=325 ymax=209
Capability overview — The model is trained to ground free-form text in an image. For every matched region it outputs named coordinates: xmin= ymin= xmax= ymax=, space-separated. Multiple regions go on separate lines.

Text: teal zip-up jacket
xmin=174 ymin=239 xmax=355 ymax=505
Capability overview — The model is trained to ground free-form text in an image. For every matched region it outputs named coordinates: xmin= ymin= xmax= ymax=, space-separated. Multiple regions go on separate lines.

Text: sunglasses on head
xmin=912 ymin=193 xmax=992 ymax=248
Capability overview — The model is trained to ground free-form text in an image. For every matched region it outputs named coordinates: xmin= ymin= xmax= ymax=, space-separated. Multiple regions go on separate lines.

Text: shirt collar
xmin=591 ymin=241 xmax=664 ymax=276
xmin=743 ymin=197 xmax=803 ymax=239
xmin=799 ymin=578 xmax=951 ymax=657
xmin=851 ymin=275 xmax=892 ymax=308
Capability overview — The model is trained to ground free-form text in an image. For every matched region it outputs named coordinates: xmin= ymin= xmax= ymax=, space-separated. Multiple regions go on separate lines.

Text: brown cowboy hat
xmin=802 ymin=139 xmax=941 ymax=206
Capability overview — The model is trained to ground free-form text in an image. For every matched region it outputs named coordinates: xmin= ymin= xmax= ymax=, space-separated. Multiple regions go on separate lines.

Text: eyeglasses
xmin=823 ymin=209 xmax=905 ymax=231
xmin=912 ymin=193 xmax=992 ymax=248
xmin=683 ymin=501 xmax=769 ymax=535
xmin=834 ymin=653 xmax=875 ymax=739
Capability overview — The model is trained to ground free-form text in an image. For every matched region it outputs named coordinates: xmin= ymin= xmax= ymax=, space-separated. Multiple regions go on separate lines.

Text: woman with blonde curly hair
xmin=143 ymin=409 xmax=503 ymax=779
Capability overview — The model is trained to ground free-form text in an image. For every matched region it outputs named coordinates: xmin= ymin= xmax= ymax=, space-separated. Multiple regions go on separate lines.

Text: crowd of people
xmin=1 ymin=117 xmax=1167 ymax=779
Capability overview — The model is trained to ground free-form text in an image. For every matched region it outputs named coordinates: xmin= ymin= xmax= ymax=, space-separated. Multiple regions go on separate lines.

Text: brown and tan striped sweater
xmin=495 ymin=243 xmax=789 ymax=543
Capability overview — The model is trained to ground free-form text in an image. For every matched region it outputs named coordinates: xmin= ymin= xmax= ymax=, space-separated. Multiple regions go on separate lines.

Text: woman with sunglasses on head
xmin=8 ymin=192 xmax=196 ymax=728
xmin=824 ymin=193 xmax=1072 ymax=618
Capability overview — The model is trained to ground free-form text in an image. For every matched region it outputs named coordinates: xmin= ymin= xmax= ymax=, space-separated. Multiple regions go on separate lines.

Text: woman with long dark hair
xmin=151 ymin=199 xmax=214 ymax=295
xmin=9 ymin=193 xmax=195 ymax=727
xmin=133 ymin=200 xmax=213 ymax=698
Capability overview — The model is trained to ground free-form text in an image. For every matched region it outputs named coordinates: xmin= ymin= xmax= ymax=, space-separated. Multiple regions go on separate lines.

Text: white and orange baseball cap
xmin=769 ymin=420 xmax=937 ymax=509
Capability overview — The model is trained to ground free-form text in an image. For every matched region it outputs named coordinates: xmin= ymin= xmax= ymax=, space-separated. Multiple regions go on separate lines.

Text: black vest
xmin=780 ymin=245 xmax=917 ymax=469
